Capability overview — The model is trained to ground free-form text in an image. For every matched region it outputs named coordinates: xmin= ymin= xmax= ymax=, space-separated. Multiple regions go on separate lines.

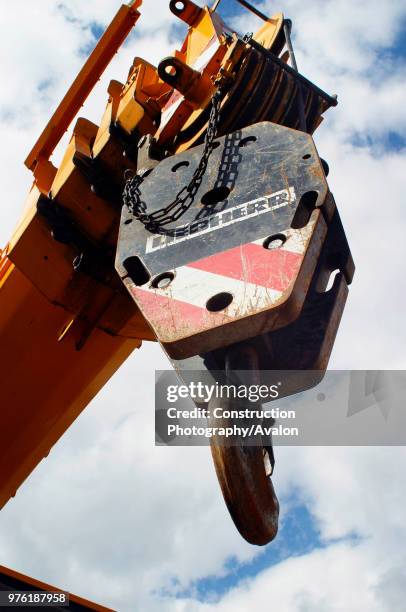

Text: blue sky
xmin=173 ymin=503 xmax=324 ymax=602
xmin=1 ymin=1 xmax=406 ymax=611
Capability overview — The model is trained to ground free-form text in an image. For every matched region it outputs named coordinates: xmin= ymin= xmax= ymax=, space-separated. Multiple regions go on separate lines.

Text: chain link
xmin=122 ymin=88 xmax=223 ymax=231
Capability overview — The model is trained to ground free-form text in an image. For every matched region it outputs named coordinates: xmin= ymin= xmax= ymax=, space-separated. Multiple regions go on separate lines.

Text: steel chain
xmin=122 ymin=88 xmax=223 ymax=231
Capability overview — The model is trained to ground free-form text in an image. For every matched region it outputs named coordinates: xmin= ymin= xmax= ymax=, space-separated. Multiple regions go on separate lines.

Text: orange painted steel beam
xmin=25 ymin=1 xmax=143 ymax=172
xmin=0 ymin=564 xmax=114 ymax=611
xmin=0 ymin=256 xmax=142 ymax=510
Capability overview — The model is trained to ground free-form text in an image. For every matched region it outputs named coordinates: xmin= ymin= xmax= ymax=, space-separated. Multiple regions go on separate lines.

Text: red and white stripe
xmin=126 ymin=212 xmax=324 ymax=355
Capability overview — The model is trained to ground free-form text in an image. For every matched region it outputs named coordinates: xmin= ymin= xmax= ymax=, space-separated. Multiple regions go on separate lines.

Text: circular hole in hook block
xmin=302 ymin=153 xmax=311 ymax=160
xmin=172 ymin=160 xmax=190 ymax=172
xmin=124 ymin=218 xmax=133 ymax=225
xmin=211 ymin=141 xmax=221 ymax=149
xmin=206 ymin=292 xmax=233 ymax=312
xmin=201 ymin=186 xmax=230 ymax=207
xmin=239 ymin=136 xmax=257 ymax=147
xmin=151 ymin=271 xmax=175 ymax=289
xmin=263 ymin=234 xmax=287 ymax=250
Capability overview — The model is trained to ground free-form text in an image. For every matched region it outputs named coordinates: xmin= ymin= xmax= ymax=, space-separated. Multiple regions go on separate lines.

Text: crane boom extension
xmin=25 ymin=1 xmax=142 ymax=177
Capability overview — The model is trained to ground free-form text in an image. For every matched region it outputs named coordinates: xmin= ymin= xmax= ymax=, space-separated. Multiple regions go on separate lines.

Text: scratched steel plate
xmin=116 ymin=121 xmax=332 ymax=358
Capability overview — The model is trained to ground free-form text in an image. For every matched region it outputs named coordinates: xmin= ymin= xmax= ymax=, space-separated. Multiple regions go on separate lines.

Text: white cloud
xmin=0 ymin=343 xmax=258 ymax=610
xmin=0 ymin=1 xmax=405 ymax=611
xmin=166 ymin=445 xmax=406 ymax=611
xmin=173 ymin=541 xmax=400 ymax=612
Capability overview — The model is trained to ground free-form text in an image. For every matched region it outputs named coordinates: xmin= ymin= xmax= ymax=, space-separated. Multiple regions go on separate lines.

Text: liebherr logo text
xmin=146 ymin=186 xmax=296 ymax=253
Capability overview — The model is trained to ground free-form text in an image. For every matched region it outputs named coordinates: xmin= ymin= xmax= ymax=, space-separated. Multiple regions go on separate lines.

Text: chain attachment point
xmin=122 ymin=87 xmax=223 ymax=232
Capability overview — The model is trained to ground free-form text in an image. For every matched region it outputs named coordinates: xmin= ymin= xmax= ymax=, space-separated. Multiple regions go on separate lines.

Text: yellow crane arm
xmin=25 ymin=1 xmax=143 ymax=176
